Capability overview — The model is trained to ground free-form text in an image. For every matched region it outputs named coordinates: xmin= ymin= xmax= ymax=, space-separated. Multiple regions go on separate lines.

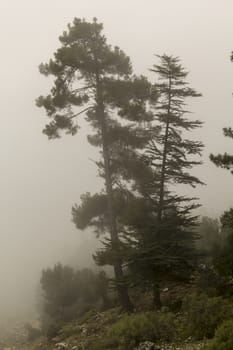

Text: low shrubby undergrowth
xmin=202 ymin=319 xmax=233 ymax=350
xmin=182 ymin=293 xmax=233 ymax=339
xmin=88 ymin=311 xmax=177 ymax=350
xmin=24 ymin=292 xmax=233 ymax=350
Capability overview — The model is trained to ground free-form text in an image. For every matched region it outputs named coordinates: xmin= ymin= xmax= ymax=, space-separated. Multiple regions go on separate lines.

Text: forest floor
xmin=0 ymin=308 xmax=208 ymax=350
xmin=0 ymin=308 xmax=209 ymax=350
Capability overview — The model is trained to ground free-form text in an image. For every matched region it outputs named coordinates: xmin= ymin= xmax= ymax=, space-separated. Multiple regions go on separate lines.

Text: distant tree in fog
xmin=40 ymin=263 xmax=109 ymax=336
xmin=210 ymin=52 xmax=233 ymax=172
xmin=212 ymin=208 xmax=233 ymax=278
xmin=196 ymin=216 xmax=220 ymax=253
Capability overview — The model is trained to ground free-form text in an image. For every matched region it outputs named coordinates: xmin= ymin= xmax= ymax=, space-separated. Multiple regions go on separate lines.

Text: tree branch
xmin=69 ymin=106 xmax=94 ymax=119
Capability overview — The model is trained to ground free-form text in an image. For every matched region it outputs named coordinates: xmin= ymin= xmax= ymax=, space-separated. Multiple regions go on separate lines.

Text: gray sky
xmin=0 ymin=0 xmax=233 ymax=319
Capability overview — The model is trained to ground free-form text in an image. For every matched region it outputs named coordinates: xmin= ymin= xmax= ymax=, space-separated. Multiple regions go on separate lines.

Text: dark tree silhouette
xmin=37 ymin=18 xmax=153 ymax=311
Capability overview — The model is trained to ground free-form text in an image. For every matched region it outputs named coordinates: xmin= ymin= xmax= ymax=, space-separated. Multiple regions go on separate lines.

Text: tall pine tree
xmin=124 ymin=55 xmax=204 ymax=308
xmin=37 ymin=18 xmax=154 ymax=311
xmin=148 ymin=54 xmax=203 ymax=219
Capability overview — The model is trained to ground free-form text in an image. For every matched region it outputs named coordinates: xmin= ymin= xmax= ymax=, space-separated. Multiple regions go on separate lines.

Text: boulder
xmin=55 ymin=342 xmax=68 ymax=350
xmin=136 ymin=341 xmax=161 ymax=350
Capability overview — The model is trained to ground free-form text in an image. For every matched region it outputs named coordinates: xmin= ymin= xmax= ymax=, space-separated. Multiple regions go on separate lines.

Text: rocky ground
xmin=0 ymin=310 xmax=207 ymax=350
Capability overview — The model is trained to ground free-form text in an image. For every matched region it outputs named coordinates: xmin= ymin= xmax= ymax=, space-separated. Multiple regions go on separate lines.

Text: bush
xmin=45 ymin=322 xmax=61 ymax=340
xmin=89 ymin=311 xmax=176 ymax=350
xmin=25 ymin=324 xmax=41 ymax=342
xmin=59 ymin=322 xmax=81 ymax=340
xmin=202 ymin=320 xmax=233 ymax=350
xmin=182 ymin=293 xmax=233 ymax=339
xmin=197 ymin=264 xmax=227 ymax=297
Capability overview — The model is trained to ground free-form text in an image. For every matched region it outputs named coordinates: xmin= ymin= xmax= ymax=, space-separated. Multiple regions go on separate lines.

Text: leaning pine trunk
xmin=153 ymin=283 xmax=162 ymax=310
xmin=96 ymin=78 xmax=133 ymax=312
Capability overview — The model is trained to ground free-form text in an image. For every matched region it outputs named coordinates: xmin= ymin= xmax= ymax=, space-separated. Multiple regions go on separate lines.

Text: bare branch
xmin=69 ymin=106 xmax=94 ymax=119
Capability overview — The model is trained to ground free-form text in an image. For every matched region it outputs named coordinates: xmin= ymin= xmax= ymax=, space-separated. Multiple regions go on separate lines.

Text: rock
xmin=81 ymin=327 xmax=87 ymax=335
xmin=55 ymin=342 xmax=68 ymax=349
xmin=136 ymin=341 xmax=161 ymax=350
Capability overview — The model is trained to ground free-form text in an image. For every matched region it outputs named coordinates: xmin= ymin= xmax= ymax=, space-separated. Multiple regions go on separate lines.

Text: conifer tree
xmin=37 ymin=17 xmax=153 ymax=311
xmin=210 ymin=52 xmax=233 ymax=171
xmin=125 ymin=55 xmax=204 ymax=308
xmin=212 ymin=208 xmax=233 ymax=278
xmin=210 ymin=128 xmax=233 ymax=172
xmin=148 ymin=55 xmax=203 ymax=219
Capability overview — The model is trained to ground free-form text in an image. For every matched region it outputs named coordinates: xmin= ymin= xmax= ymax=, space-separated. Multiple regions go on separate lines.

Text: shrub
xmin=182 ymin=293 xmax=233 ymax=339
xmin=89 ymin=311 xmax=176 ymax=350
xmin=45 ymin=322 xmax=61 ymax=340
xmin=197 ymin=264 xmax=227 ymax=297
xmin=25 ymin=324 xmax=41 ymax=342
xmin=60 ymin=322 xmax=81 ymax=340
xmin=202 ymin=320 xmax=233 ymax=350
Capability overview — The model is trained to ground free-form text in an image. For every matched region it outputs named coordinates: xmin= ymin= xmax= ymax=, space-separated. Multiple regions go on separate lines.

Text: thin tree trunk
xmin=153 ymin=283 xmax=162 ymax=310
xmin=157 ymin=76 xmax=172 ymax=222
xmin=153 ymin=76 xmax=172 ymax=308
xmin=96 ymin=77 xmax=133 ymax=312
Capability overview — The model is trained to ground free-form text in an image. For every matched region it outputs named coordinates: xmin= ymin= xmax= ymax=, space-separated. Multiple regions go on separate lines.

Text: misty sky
xmin=0 ymin=0 xmax=233 ymax=319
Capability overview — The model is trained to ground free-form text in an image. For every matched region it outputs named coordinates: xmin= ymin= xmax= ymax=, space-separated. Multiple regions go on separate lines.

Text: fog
xmin=0 ymin=0 xmax=232 ymax=322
